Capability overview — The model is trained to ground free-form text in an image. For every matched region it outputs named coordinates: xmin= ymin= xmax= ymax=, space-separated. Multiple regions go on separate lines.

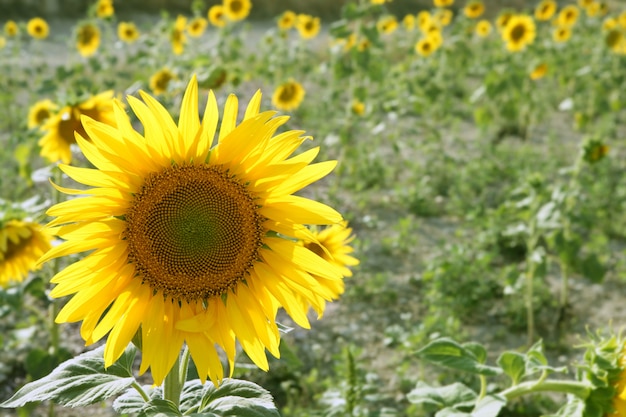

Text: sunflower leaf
xmin=179 ymin=378 xmax=280 ymax=417
xmin=0 ymin=344 xmax=137 ymax=408
xmin=416 ymin=338 xmax=502 ymax=376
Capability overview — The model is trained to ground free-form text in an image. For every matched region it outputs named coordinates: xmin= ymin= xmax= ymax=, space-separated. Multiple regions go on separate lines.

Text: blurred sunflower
xmin=402 ymin=14 xmax=416 ymax=31
xmin=496 ymin=11 xmax=514 ymax=31
xmin=149 ymin=68 xmax=176 ymax=95
xmin=502 ymin=15 xmax=536 ymax=52
xmin=28 ymin=99 xmax=57 ymax=129
xmin=534 ymin=0 xmax=557 ymax=21
xmin=371 ymin=0 xmax=391 ymax=4
xmin=434 ymin=0 xmax=454 ymax=6
xmin=351 ymin=99 xmax=365 ymax=116
xmin=415 ymin=37 xmax=438 ymax=56
xmin=76 ymin=22 xmax=101 ymax=57
xmin=475 ymin=19 xmax=492 ymax=37
xmin=296 ymin=14 xmax=321 ymax=39
xmin=0 ymin=37 xmax=5 ymax=49
xmin=434 ymin=8 xmax=453 ymax=26
xmin=584 ymin=2 xmax=601 ymax=17
xmin=171 ymin=15 xmax=187 ymax=55
xmin=39 ymin=91 xmax=116 ymax=164
xmin=603 ymin=17 xmax=618 ymax=31
xmin=464 ymin=1 xmax=485 ymax=19
xmin=530 ymin=63 xmax=548 ymax=80
xmin=357 ymin=37 xmax=371 ymax=51
xmin=118 ymin=21 xmax=140 ymax=43
xmin=619 ymin=11 xmax=626 ymax=28
xmin=272 ymin=79 xmax=306 ymax=111
xmin=606 ymin=29 xmax=626 ymax=54
xmin=278 ymin=10 xmax=297 ymax=30
xmin=578 ymin=0 xmax=594 ymax=7
xmin=377 ymin=15 xmax=398 ymax=34
xmin=553 ymin=26 xmax=571 ymax=42
xmin=4 ymin=20 xmax=19 ymax=37
xmin=27 ymin=17 xmax=49 ymax=39
xmin=582 ymin=139 xmax=609 ymax=163
xmin=96 ymin=0 xmax=114 ymax=18
xmin=223 ymin=0 xmax=252 ymax=22
xmin=187 ymin=17 xmax=207 ymax=37
xmin=208 ymin=5 xmax=227 ymax=27
xmin=417 ymin=11 xmax=432 ymax=31
xmin=40 ymin=76 xmax=346 ymax=385
xmin=0 ymin=219 xmax=51 ymax=288
xmin=556 ymin=5 xmax=580 ymax=27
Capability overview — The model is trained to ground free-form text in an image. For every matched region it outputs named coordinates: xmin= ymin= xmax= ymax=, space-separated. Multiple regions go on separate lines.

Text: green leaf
xmin=25 ymin=347 xmax=73 ymax=380
xmin=179 ymin=379 xmax=280 ymax=417
xmin=472 ymin=395 xmax=506 ymax=417
xmin=581 ymin=254 xmax=606 ymax=283
xmin=435 ymin=408 xmax=470 ymax=417
xmin=113 ymin=385 xmax=161 ymax=414
xmin=525 ymin=341 xmax=567 ymax=376
xmin=137 ymin=398 xmax=182 ymax=417
xmin=497 ymin=352 xmax=526 ymax=385
xmin=416 ymin=338 xmax=502 ymax=376
xmin=544 ymin=397 xmax=585 ymax=417
xmin=1 ymin=344 xmax=137 ymax=408
xmin=406 ymin=382 xmax=476 ymax=409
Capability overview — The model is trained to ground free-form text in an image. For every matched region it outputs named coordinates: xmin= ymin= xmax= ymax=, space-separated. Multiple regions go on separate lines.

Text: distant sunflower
xmin=39 ymin=91 xmax=116 ymax=164
xmin=475 ymin=19 xmax=492 ymax=37
xmin=351 ymin=99 xmax=365 ymax=116
xmin=171 ymin=15 xmax=187 ymax=55
xmin=278 ymin=10 xmax=297 ymax=30
xmin=415 ymin=37 xmax=438 ymax=56
xmin=417 ymin=11 xmax=432 ymax=31
xmin=40 ymin=76 xmax=346 ymax=386
xmin=556 ymin=5 xmax=580 ymax=27
xmin=0 ymin=37 xmax=5 ymax=49
xmin=357 ymin=37 xmax=371 ymax=51
xmin=530 ymin=63 xmax=548 ymax=80
xmin=187 ymin=17 xmax=208 ymax=37
xmin=96 ymin=0 xmax=114 ymax=18
xmin=272 ymin=79 xmax=306 ymax=111
xmin=553 ymin=26 xmax=571 ymax=42
xmin=28 ymin=99 xmax=57 ymax=129
xmin=464 ymin=1 xmax=485 ymax=19
xmin=149 ymin=68 xmax=176 ymax=95
xmin=296 ymin=14 xmax=321 ymax=39
xmin=434 ymin=0 xmax=454 ymax=6
xmin=377 ymin=15 xmax=398 ymax=34
xmin=76 ymin=22 xmax=101 ymax=57
xmin=208 ymin=5 xmax=227 ymax=27
xmin=496 ymin=11 xmax=514 ymax=31
xmin=0 ymin=219 xmax=51 ymax=287
xmin=27 ymin=17 xmax=49 ymax=40
xmin=403 ymin=14 xmax=416 ymax=31
xmin=434 ymin=8 xmax=453 ymax=26
xmin=4 ymin=20 xmax=19 ymax=37
xmin=606 ymin=29 xmax=625 ymax=53
xmin=223 ymin=0 xmax=252 ymax=22
xmin=502 ymin=15 xmax=536 ymax=52
xmin=603 ymin=17 xmax=618 ymax=31
xmin=118 ymin=22 xmax=140 ymax=43
xmin=534 ymin=0 xmax=557 ymax=21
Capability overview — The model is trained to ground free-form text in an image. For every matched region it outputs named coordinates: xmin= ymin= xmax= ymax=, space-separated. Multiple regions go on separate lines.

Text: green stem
xmin=478 ymin=375 xmax=487 ymax=401
xmin=179 ymin=345 xmax=190 ymax=389
xmin=526 ymin=258 xmax=536 ymax=347
xmin=131 ymin=381 xmax=151 ymax=403
xmin=500 ymin=379 xmax=591 ymax=402
xmin=163 ymin=347 xmax=190 ymax=408
xmin=559 ymin=260 xmax=569 ymax=309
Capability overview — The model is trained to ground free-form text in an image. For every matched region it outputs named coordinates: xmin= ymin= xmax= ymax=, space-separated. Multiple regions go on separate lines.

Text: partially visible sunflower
xmin=187 ymin=17 xmax=208 ymax=37
xmin=357 ymin=37 xmax=371 ymax=51
xmin=76 ymin=22 xmax=101 ymax=57
xmin=603 ymin=17 xmax=618 ymax=31
xmin=606 ymin=29 xmax=626 ymax=54
xmin=619 ymin=11 xmax=626 ymax=28
xmin=223 ymin=0 xmax=252 ymax=22
xmin=28 ymin=99 xmax=57 ymax=129
xmin=464 ymin=1 xmax=485 ymax=19
xmin=377 ymin=15 xmax=398 ymax=34
xmin=40 ymin=76 xmax=347 ymax=386
xmin=0 ymin=37 xmax=5 ymax=49
xmin=96 ymin=0 xmax=114 ymax=18
xmin=403 ymin=14 xmax=416 ymax=31
xmin=556 ymin=5 xmax=580 ymax=27
xmin=278 ymin=10 xmax=297 ymax=30
xmin=417 ymin=11 xmax=432 ymax=31
xmin=272 ymin=79 xmax=306 ymax=111
xmin=149 ymin=68 xmax=176 ymax=95
xmin=38 ymin=91 xmax=116 ymax=164
xmin=475 ymin=19 xmax=492 ymax=37
xmin=118 ymin=21 xmax=140 ymax=43
xmin=553 ymin=26 xmax=571 ymax=42
xmin=0 ymin=219 xmax=51 ymax=287
xmin=496 ymin=11 xmax=514 ymax=31
xmin=371 ymin=0 xmax=391 ymax=4
xmin=296 ymin=14 xmax=321 ymax=40
xmin=534 ymin=0 xmax=557 ymax=21
xmin=415 ymin=36 xmax=439 ymax=56
xmin=434 ymin=8 xmax=453 ymax=26
xmin=4 ymin=20 xmax=19 ymax=37
xmin=502 ymin=14 xmax=536 ymax=52
xmin=208 ymin=5 xmax=227 ymax=27
xmin=27 ymin=17 xmax=49 ymax=39
xmin=171 ymin=15 xmax=187 ymax=55
xmin=434 ymin=0 xmax=454 ymax=6
xmin=351 ymin=99 xmax=365 ymax=116
xmin=530 ymin=63 xmax=548 ymax=80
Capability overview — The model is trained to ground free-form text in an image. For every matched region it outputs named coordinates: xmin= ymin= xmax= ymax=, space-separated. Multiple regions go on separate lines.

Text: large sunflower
xmin=0 ymin=219 xmax=51 ymax=287
xmin=272 ymin=79 xmax=306 ymax=111
xmin=39 ymin=76 xmax=346 ymax=386
xmin=39 ymin=91 xmax=116 ymax=164
xmin=76 ymin=22 xmax=101 ymax=57
xmin=223 ymin=0 xmax=252 ymax=22
xmin=502 ymin=15 xmax=536 ymax=52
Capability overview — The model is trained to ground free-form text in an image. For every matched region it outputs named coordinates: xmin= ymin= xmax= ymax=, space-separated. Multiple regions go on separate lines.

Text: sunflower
xmin=415 ymin=37 xmax=438 ymax=57
xmin=4 ymin=20 xmax=19 ymax=37
xmin=502 ymin=15 xmax=536 ymax=52
xmin=296 ymin=14 xmax=321 ymax=40
xmin=187 ymin=17 xmax=207 ymax=37
xmin=534 ymin=0 xmax=557 ymax=21
xmin=496 ymin=11 xmax=514 ymax=31
xmin=28 ymin=99 xmax=57 ymax=129
xmin=208 ymin=5 xmax=227 ymax=27
xmin=171 ymin=15 xmax=187 ymax=55
xmin=584 ymin=2 xmax=601 ymax=17
xmin=76 ymin=22 xmax=101 ymax=57
xmin=40 ymin=76 xmax=346 ymax=386
xmin=603 ymin=17 xmax=618 ymax=31
xmin=553 ymin=26 xmax=571 ymax=42
xmin=556 ymin=5 xmax=580 ymax=27
xmin=403 ymin=14 xmax=416 ymax=31
xmin=272 ymin=79 xmax=306 ymax=111
xmin=278 ymin=10 xmax=297 ymax=30
xmin=475 ymin=19 xmax=492 ymax=37
xmin=223 ymin=0 xmax=252 ymax=22
xmin=357 ymin=38 xmax=371 ymax=51
xmin=96 ymin=0 xmax=114 ymax=18
xmin=351 ymin=99 xmax=365 ymax=116
xmin=377 ymin=15 xmax=398 ymax=34
xmin=27 ymin=17 xmax=49 ymax=40
xmin=149 ymin=68 xmax=176 ymax=95
xmin=618 ymin=11 xmax=626 ymax=29
xmin=39 ymin=91 xmax=116 ymax=164
xmin=606 ymin=29 xmax=626 ymax=53
xmin=118 ymin=22 xmax=140 ymax=43
xmin=0 ymin=37 xmax=5 ymax=49
xmin=417 ymin=11 xmax=432 ymax=31
xmin=464 ymin=1 xmax=485 ymax=19
xmin=434 ymin=9 xmax=453 ymax=26
xmin=530 ymin=63 xmax=548 ymax=80
xmin=434 ymin=0 xmax=453 ymax=6
xmin=0 ymin=219 xmax=51 ymax=287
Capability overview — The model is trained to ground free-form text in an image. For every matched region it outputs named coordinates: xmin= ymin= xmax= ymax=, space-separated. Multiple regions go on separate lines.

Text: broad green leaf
xmin=1 ymin=344 xmax=137 ymax=408
xmin=472 ymin=395 xmax=506 ymax=417
xmin=497 ymin=352 xmax=526 ymax=385
xmin=137 ymin=398 xmax=182 ymax=417
xmin=113 ymin=385 xmax=161 ymax=414
xmin=436 ymin=408 xmax=470 ymax=417
xmin=525 ymin=341 xmax=567 ymax=376
xmin=406 ymin=381 xmax=476 ymax=409
xmin=416 ymin=338 xmax=502 ymax=376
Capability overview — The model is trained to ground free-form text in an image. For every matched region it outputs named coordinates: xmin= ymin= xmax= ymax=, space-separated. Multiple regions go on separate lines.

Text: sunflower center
xmin=125 ymin=164 xmax=264 ymax=301
xmin=3 ymin=231 xmax=33 ymax=261
xmin=510 ymin=24 xmax=526 ymax=42
xmin=230 ymin=0 xmax=243 ymax=13
xmin=279 ymin=84 xmax=297 ymax=102
xmin=79 ymin=26 xmax=97 ymax=44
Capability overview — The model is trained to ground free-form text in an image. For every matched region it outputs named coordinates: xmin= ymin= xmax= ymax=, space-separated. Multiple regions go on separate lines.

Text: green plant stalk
xmin=525 ymin=249 xmax=537 ymax=347
xmin=163 ymin=351 xmax=182 ymax=408
xmin=559 ymin=260 xmax=569 ymax=309
xmin=500 ymin=379 xmax=591 ymax=402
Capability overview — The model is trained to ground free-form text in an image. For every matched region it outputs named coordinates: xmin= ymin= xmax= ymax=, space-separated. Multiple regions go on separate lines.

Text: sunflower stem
xmin=500 ymin=379 xmax=591 ymax=402
xmin=131 ymin=381 xmax=151 ymax=403
xmin=163 ymin=350 xmax=183 ymax=408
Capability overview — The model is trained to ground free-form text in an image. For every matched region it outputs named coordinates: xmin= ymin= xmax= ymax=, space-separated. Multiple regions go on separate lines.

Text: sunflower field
xmin=1 ymin=0 xmax=626 ymax=416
